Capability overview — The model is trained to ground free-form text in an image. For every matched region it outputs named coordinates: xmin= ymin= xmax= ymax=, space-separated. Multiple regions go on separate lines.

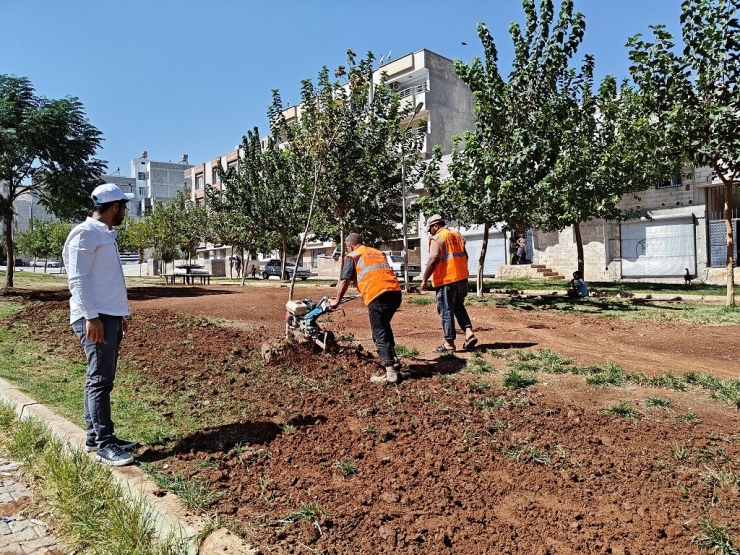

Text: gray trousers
xmin=71 ymin=315 xmax=123 ymax=449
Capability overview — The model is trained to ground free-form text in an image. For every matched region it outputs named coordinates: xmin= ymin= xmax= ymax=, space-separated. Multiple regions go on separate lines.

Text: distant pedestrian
xmin=234 ymin=255 xmax=242 ymax=277
xmin=62 ymin=183 xmax=136 ymax=466
xmin=509 ymin=234 xmax=519 ymax=264
xmin=251 ymin=265 xmax=257 ymax=279
xmin=330 ymin=233 xmax=402 ymax=384
xmin=420 ymin=215 xmax=477 ymax=353
xmin=229 ymin=256 xmax=235 ymax=277
xmin=516 ymin=235 xmax=527 ymax=264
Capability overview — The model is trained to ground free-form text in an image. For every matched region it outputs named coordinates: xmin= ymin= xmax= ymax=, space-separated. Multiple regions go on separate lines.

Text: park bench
xmin=163 ymin=272 xmax=212 ymax=285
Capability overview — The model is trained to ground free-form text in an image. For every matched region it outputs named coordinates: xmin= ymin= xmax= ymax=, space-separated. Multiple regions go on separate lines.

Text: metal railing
xmin=398 ymin=82 xmax=427 ymax=99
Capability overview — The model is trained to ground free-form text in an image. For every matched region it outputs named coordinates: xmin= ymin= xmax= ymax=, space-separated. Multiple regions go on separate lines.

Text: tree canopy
xmin=628 ymin=0 xmax=740 ymax=305
xmin=1 ymin=74 xmax=105 ymax=288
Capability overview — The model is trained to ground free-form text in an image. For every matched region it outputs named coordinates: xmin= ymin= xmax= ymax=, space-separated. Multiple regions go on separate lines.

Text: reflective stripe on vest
xmin=430 ymin=227 xmax=469 ymax=287
xmin=348 ymin=245 xmax=401 ymax=305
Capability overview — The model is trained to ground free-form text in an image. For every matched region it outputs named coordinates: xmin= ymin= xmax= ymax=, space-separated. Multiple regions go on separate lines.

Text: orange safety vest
xmin=430 ymin=227 xmax=469 ymax=287
xmin=348 ymin=245 xmax=401 ymax=305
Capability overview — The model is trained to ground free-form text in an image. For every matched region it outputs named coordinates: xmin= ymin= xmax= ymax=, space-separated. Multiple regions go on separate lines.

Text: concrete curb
xmin=0 ymin=377 xmax=254 ymax=555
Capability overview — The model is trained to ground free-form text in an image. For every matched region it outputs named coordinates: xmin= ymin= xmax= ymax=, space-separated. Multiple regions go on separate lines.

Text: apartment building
xmin=528 ymin=169 xmax=739 ymax=281
xmin=186 ymin=49 xmax=478 ymax=276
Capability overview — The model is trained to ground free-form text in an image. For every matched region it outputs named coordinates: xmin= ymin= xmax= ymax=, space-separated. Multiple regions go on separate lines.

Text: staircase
xmin=496 ymin=263 xmax=565 ymax=280
xmin=530 ymin=264 xmax=565 ymax=280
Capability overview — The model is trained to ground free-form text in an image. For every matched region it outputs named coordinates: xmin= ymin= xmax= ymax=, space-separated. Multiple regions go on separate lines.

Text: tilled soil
xmin=9 ymin=282 xmax=740 ymax=554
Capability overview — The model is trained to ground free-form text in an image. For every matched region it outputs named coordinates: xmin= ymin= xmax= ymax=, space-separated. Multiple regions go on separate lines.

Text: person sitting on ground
xmin=567 ymin=271 xmax=588 ymax=298
xmin=330 ymin=233 xmax=403 ymax=384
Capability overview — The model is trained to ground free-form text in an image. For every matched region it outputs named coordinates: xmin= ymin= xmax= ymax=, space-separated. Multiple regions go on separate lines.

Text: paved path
xmin=0 ymin=458 xmax=65 ymax=555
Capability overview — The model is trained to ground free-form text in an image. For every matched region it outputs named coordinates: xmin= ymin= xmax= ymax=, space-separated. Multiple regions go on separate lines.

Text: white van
xmin=385 ymin=253 xmax=420 ymax=279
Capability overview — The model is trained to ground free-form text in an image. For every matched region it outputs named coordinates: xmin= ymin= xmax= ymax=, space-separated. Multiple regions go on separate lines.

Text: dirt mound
xmin=11 ymin=286 xmax=740 ymax=554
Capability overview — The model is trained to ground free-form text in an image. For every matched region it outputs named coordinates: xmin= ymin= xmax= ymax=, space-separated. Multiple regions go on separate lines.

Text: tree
xmin=628 ymin=0 xmax=740 ymax=305
xmin=14 ymin=218 xmax=71 ymax=271
xmin=116 ymin=215 xmax=153 ymax=265
xmin=207 ymin=128 xmax=295 ymax=285
xmin=0 ymin=75 xmax=105 ymax=288
xmin=417 ymin=1 xmax=589 ymax=291
xmin=269 ymin=51 xmax=426 ymax=272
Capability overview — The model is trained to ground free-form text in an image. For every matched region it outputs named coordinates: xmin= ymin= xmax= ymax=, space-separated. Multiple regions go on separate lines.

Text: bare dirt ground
xmin=10 ymin=282 xmax=740 ymax=554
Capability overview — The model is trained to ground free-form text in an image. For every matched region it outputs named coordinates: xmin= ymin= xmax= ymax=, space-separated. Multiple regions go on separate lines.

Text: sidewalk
xmin=0 ymin=458 xmax=65 ymax=555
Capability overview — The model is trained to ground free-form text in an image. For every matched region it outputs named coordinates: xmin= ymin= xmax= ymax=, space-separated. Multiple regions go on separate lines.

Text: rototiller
xmin=284 ymin=294 xmax=360 ymax=351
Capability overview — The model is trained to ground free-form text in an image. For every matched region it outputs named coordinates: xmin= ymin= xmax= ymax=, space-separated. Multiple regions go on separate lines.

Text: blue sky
xmin=1 ymin=0 xmax=683 ymax=173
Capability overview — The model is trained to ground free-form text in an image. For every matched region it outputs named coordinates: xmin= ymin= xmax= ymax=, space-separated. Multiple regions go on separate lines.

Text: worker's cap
xmin=91 ymin=183 xmax=135 ymax=205
xmin=426 ymin=214 xmax=445 ymax=231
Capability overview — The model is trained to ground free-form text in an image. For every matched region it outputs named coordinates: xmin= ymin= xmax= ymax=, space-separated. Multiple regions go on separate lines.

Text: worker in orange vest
xmin=420 ymin=215 xmax=478 ymax=353
xmin=331 ymin=233 xmax=402 ymax=384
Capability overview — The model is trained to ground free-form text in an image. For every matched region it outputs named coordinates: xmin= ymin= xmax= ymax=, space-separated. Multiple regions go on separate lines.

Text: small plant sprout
xmin=671 ymin=442 xmax=688 ymax=461
xmin=361 ymin=425 xmax=378 ymax=436
xmin=643 ymin=397 xmax=672 ymax=409
xmin=280 ymin=423 xmax=297 ymax=435
xmin=286 ymin=502 xmax=322 ymax=522
xmin=605 ymin=401 xmax=638 ymax=418
xmin=691 ymin=516 xmax=739 ymax=555
xmin=678 ymin=411 xmax=698 ymax=422
xmin=334 ymin=459 xmax=357 ymax=477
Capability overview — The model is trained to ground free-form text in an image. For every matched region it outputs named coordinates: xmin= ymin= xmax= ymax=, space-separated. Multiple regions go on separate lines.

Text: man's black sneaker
xmin=86 ymin=437 xmax=136 ymax=453
xmin=96 ymin=444 xmax=134 ymax=467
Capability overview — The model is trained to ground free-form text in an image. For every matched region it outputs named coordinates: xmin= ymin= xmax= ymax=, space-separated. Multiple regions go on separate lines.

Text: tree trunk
xmin=574 ymin=221 xmax=585 ymax=279
xmin=723 ymin=181 xmax=735 ymax=306
xmin=288 ymin=162 xmax=321 ymax=302
xmin=241 ymin=247 xmax=248 ymax=287
xmin=3 ymin=218 xmax=14 ymax=289
xmin=476 ymin=221 xmax=490 ymax=298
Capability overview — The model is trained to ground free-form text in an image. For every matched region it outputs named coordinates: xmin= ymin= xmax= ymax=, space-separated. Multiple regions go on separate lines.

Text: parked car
xmin=259 ymin=259 xmax=311 ymax=280
xmin=385 ymin=253 xmax=421 ymax=279
xmin=32 ymin=259 xmax=61 ymax=268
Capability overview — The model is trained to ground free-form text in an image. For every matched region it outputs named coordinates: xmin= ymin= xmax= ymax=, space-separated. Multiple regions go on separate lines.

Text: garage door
xmin=621 ymin=218 xmax=695 ymax=277
xmin=464 ymin=231 xmax=506 ymax=277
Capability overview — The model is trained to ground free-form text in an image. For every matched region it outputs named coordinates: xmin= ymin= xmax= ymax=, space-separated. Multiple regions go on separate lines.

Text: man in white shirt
xmin=63 ymin=183 xmax=136 ymax=466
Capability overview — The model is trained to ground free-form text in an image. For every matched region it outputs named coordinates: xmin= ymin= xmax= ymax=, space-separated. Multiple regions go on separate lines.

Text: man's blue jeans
xmin=71 ymin=315 xmax=123 ymax=449
xmin=435 ymin=280 xmax=473 ymax=343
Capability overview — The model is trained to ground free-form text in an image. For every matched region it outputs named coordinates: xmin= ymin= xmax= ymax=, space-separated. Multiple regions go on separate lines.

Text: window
xmin=195 ymin=174 xmax=204 ymax=190
xmin=138 ymin=172 xmax=146 ymax=181
xmin=138 ymin=188 xmax=145 ymax=196
xmin=657 ymin=174 xmax=682 ymax=189
xmin=212 ymin=168 xmax=220 ymax=183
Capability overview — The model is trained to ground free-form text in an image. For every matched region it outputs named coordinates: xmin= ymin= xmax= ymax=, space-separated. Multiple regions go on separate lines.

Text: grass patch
xmin=604 ymin=401 xmax=638 ymax=418
xmin=691 ymin=516 xmax=739 ymax=555
xmin=502 ymin=369 xmax=538 ymax=389
xmin=0 ymin=403 xmax=188 ymax=554
xmin=464 ymin=353 xmax=495 ymax=374
xmin=643 ymin=397 xmax=672 ymax=409
xmin=505 ymin=444 xmax=551 ymax=465
xmin=143 ymin=464 xmax=222 ymax=510
xmin=395 ymin=344 xmax=419 ymax=358
xmin=584 ymin=364 xmax=628 ymax=387
xmin=407 ymin=295 xmax=435 ymax=306
xmin=510 ymin=349 xmax=573 ymax=374
xmin=476 ymin=396 xmax=510 ymax=411
xmin=678 ymin=411 xmax=698 ymax=422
